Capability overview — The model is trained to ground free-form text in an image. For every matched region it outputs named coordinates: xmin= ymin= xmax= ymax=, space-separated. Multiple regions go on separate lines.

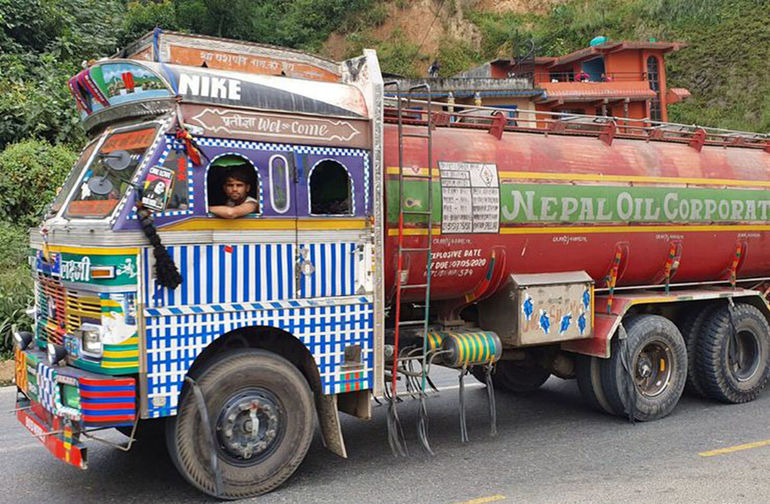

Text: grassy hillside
xmin=325 ymin=0 xmax=770 ymax=132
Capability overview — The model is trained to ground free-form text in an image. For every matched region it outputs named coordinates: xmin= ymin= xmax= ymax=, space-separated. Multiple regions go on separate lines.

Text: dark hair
xmin=223 ymin=164 xmax=252 ymax=185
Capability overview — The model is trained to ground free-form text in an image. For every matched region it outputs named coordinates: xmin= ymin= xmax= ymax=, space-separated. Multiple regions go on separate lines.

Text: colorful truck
xmin=12 ymin=30 xmax=770 ymax=498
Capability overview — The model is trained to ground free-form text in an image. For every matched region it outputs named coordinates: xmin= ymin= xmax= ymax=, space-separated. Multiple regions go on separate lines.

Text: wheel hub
xmin=634 ymin=341 xmax=672 ymax=398
xmin=216 ymin=390 xmax=281 ymax=462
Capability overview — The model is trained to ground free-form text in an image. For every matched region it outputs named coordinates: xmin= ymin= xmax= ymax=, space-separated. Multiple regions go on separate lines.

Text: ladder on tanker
xmin=383 ymin=81 xmax=436 ymax=455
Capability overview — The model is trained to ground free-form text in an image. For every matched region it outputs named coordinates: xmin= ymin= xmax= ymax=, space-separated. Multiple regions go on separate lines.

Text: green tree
xmin=0 ymin=138 xmax=76 ymax=228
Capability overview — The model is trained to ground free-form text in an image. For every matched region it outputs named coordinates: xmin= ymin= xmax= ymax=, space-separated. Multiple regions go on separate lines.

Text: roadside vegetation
xmin=0 ymin=0 xmax=767 ymax=355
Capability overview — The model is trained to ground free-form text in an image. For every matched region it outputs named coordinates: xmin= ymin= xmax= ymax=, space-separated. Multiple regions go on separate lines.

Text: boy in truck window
xmin=209 ymin=165 xmax=259 ymax=218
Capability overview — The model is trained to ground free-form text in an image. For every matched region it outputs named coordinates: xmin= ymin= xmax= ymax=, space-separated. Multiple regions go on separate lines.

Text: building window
xmin=269 ymin=154 xmax=291 ymax=214
xmin=647 ymin=56 xmax=662 ymax=122
xmin=309 ymin=160 xmax=352 ymax=215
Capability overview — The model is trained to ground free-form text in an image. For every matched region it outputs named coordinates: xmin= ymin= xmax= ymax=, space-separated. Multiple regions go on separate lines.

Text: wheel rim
xmin=215 ymin=388 xmax=285 ymax=466
xmin=731 ymin=330 xmax=761 ymax=382
xmin=634 ymin=341 xmax=673 ymax=397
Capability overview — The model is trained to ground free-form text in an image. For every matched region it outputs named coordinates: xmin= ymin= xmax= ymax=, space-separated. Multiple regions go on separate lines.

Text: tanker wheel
xmin=695 ymin=303 xmax=770 ymax=404
xmin=600 ymin=315 xmax=687 ymax=421
xmin=677 ymin=304 xmax=715 ymax=398
xmin=166 ymin=349 xmax=315 ymax=499
xmin=472 ymin=360 xmax=551 ymax=393
xmin=575 ymin=354 xmax=617 ymax=415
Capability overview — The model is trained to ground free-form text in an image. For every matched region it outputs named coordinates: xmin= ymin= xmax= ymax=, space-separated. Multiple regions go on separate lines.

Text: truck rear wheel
xmin=600 ymin=315 xmax=687 ymax=421
xmin=677 ymin=304 xmax=715 ymax=397
xmin=575 ymin=354 xmax=617 ymax=415
xmin=473 ymin=360 xmax=551 ymax=393
xmin=695 ymin=303 xmax=770 ymax=403
xmin=166 ymin=349 xmax=315 ymax=499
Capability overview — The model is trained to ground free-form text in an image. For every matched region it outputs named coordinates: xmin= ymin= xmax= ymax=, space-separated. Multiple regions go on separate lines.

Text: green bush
xmin=0 ymin=139 xmax=77 ymax=229
xmin=0 ymin=264 xmax=32 ymax=358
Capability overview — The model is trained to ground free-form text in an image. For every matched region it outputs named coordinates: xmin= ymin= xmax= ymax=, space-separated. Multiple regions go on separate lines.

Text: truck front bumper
xmin=14 ymin=348 xmax=137 ymax=469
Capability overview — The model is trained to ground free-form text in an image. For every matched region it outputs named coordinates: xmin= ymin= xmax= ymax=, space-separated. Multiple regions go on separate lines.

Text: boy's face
xmin=223 ymin=177 xmax=250 ymax=204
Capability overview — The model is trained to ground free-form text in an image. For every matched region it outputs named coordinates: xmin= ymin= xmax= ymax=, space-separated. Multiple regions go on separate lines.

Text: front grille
xmin=37 ymin=274 xmax=67 ymax=345
xmin=36 ymin=273 xmax=100 ymax=346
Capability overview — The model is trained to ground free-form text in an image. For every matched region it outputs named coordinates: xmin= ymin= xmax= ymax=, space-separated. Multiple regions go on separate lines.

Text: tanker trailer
xmin=381 ymin=101 xmax=770 ymax=428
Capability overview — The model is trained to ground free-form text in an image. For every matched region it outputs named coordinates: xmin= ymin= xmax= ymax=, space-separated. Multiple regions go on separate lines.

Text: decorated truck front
xmin=15 ymin=33 xmax=385 ymax=495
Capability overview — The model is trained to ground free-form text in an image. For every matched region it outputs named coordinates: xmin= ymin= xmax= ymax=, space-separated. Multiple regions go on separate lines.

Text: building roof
xmin=666 ymin=87 xmax=692 ymax=104
xmin=539 ymin=81 xmax=657 ymax=103
xmin=549 ymin=41 xmax=686 ymax=68
xmin=389 ymin=77 xmax=543 ymax=99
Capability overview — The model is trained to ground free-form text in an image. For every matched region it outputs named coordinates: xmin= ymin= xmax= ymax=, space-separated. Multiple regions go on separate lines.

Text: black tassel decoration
xmin=136 ymin=202 xmax=182 ymax=290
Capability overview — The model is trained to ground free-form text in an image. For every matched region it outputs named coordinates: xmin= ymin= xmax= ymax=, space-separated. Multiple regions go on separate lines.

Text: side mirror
xmin=87 ymin=176 xmax=114 ymax=196
xmin=102 ymin=150 xmax=132 ymax=171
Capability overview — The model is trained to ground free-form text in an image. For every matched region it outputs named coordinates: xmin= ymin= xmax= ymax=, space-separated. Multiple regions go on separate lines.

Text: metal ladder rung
xmin=397 ymin=320 xmax=429 ymax=327
xmin=402 ymin=133 xmax=431 ymax=138
xmin=402 ymin=175 xmax=433 ymax=180
xmin=400 ymin=247 xmax=431 ymax=252
xmin=400 ymin=283 xmax=428 ymax=289
xmin=401 ymin=210 xmax=432 ymax=215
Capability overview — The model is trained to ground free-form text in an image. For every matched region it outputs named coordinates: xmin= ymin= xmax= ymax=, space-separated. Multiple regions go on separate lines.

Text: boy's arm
xmin=209 ymin=200 xmax=258 ymax=219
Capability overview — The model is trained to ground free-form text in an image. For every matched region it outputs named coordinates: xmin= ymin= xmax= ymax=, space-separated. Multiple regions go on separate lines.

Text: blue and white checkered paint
xmin=144 ymin=296 xmax=373 ymax=417
xmin=142 ymin=240 xmax=372 ymax=417
xmin=37 ymin=362 xmax=57 ymax=414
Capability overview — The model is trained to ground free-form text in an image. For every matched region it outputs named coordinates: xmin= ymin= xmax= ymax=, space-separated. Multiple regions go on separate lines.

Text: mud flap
xmin=316 ymin=394 xmax=347 ymax=458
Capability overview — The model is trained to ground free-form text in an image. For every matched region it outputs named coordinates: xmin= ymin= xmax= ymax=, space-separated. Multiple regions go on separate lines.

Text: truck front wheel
xmin=166 ymin=349 xmax=315 ymax=499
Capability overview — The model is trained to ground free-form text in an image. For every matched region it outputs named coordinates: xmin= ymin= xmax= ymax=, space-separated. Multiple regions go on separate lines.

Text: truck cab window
xmin=206 ymin=155 xmax=259 ymax=215
xmin=309 ymin=160 xmax=352 ymax=215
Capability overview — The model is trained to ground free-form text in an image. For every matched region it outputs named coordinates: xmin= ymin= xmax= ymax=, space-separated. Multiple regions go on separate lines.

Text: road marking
xmin=699 ymin=439 xmax=770 ymax=457
xmin=450 ymin=495 xmax=506 ymax=504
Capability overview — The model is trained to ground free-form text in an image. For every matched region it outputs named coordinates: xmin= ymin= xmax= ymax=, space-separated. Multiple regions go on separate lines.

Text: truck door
xmin=293 ymin=150 xmax=371 ymax=299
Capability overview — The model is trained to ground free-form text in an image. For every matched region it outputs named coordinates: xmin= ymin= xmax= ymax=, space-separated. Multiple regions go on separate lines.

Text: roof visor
xmin=165 ymin=64 xmax=368 ymax=118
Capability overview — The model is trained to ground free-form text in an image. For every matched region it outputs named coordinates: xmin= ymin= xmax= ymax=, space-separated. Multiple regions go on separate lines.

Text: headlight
xmin=80 ymin=324 xmax=103 ymax=358
xmin=13 ymin=330 xmax=34 ymax=351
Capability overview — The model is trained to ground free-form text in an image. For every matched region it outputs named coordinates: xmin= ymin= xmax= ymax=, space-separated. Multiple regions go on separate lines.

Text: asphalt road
xmin=2 ymin=370 xmax=770 ymax=504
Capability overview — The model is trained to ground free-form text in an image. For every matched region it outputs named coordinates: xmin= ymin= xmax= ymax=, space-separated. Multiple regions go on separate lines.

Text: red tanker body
xmin=383 ymin=122 xmax=770 ymax=304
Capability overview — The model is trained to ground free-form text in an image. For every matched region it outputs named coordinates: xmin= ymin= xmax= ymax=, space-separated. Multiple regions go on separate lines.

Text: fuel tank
xmin=383 ymin=122 xmax=770 ymax=303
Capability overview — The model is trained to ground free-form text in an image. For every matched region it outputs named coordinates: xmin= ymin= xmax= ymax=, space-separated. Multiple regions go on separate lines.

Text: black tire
xmin=695 ymin=303 xmax=770 ymax=404
xmin=677 ymin=304 xmax=714 ymax=397
xmin=575 ymin=354 xmax=618 ymax=415
xmin=600 ymin=315 xmax=687 ymax=421
xmin=472 ymin=360 xmax=550 ymax=393
xmin=166 ymin=349 xmax=315 ymax=499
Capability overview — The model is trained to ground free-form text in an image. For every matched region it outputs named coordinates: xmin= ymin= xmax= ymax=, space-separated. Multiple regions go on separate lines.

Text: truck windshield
xmin=50 ymin=139 xmax=99 ymax=215
xmin=65 ymin=125 xmax=159 ymax=219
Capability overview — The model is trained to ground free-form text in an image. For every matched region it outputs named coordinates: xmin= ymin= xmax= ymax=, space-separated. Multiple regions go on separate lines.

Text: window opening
xmin=207 ymin=155 xmax=260 ymax=217
xmin=51 ymin=139 xmax=98 ymax=215
xmin=309 ymin=160 xmax=352 ymax=215
xmin=66 ymin=125 xmax=158 ymax=219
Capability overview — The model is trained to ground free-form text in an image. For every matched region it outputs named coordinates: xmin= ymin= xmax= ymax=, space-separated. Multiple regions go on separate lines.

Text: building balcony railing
xmin=534 ymin=71 xmax=650 ymax=83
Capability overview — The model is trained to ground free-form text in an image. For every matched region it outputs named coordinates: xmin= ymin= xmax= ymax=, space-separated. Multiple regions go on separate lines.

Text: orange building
xmin=459 ymin=40 xmax=691 ymax=123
